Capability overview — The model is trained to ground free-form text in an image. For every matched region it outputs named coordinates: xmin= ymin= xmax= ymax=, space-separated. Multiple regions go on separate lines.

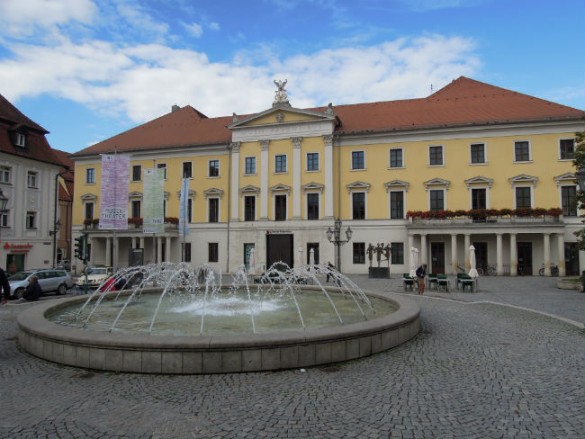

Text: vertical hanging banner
xmin=99 ymin=154 xmax=129 ymax=230
xmin=143 ymin=168 xmax=165 ymax=234
xmin=179 ymin=178 xmax=190 ymax=237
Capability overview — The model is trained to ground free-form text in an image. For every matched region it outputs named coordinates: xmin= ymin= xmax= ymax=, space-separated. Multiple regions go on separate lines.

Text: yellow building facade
xmin=71 ymin=77 xmax=585 ymax=276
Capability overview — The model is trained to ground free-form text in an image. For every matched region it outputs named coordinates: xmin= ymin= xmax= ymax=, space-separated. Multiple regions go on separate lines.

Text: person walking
xmin=416 ymin=264 xmax=427 ymax=295
xmin=0 ymin=267 xmax=10 ymax=304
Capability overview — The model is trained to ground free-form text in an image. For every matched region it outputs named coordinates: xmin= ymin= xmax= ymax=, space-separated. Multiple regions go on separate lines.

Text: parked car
xmin=8 ymin=269 xmax=75 ymax=299
xmin=78 ymin=266 xmax=114 ymax=289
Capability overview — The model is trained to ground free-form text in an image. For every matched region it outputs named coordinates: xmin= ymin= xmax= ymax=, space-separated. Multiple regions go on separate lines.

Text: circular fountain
xmin=17 ymin=262 xmax=420 ymax=374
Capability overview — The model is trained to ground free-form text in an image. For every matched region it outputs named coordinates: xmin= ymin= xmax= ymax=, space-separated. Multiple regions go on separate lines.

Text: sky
xmin=0 ymin=0 xmax=583 ymax=154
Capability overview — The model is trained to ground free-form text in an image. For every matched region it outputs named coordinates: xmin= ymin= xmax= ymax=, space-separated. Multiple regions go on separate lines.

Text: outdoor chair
xmin=427 ymin=273 xmax=438 ymax=290
xmin=402 ymin=273 xmax=415 ymax=291
xmin=437 ymin=274 xmax=450 ymax=292
xmin=456 ymin=273 xmax=476 ymax=292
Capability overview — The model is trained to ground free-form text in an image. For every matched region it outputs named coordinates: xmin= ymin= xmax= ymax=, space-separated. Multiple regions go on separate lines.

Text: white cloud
xmin=0 ymin=33 xmax=480 ymax=123
xmin=0 ymin=0 xmax=96 ymax=37
xmin=183 ymin=22 xmax=204 ymax=38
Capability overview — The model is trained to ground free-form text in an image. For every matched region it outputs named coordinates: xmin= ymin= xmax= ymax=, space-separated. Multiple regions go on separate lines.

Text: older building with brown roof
xmin=71 ymin=77 xmax=585 ymax=277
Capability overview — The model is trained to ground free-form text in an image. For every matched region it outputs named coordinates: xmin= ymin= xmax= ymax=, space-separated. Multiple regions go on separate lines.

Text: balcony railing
xmin=409 ymin=215 xmax=562 ymax=225
xmin=83 ymin=217 xmax=179 ymax=231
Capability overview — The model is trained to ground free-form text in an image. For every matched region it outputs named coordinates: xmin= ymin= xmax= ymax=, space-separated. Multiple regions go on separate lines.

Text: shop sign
xmin=3 ymin=243 xmax=33 ymax=253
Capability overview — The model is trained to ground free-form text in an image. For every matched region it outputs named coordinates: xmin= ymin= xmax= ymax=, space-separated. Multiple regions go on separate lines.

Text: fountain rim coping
xmin=17 ymin=287 xmax=420 ymax=350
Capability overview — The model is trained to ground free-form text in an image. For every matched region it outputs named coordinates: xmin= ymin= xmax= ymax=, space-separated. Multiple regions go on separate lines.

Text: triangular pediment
xmin=554 ymin=172 xmax=575 ymax=184
xmin=80 ymin=193 xmax=97 ymax=201
xmin=508 ymin=174 xmax=538 ymax=185
xmin=270 ymin=184 xmax=291 ymax=193
xmin=204 ymin=188 xmax=224 ymax=198
xmin=302 ymin=182 xmax=325 ymax=192
xmin=240 ymin=185 xmax=260 ymax=194
xmin=423 ymin=178 xmax=451 ymax=190
xmin=229 ymin=105 xmax=337 ymax=129
xmin=346 ymin=181 xmax=371 ymax=192
xmin=384 ymin=180 xmax=410 ymax=191
xmin=464 ymin=176 xmax=494 ymax=188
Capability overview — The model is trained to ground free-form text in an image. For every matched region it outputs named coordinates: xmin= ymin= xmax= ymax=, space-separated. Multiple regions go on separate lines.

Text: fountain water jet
xmin=17 ymin=262 xmax=421 ymax=374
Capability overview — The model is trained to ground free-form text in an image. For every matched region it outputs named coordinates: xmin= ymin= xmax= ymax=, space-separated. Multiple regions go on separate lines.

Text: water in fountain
xmin=50 ymin=262 xmax=394 ymax=336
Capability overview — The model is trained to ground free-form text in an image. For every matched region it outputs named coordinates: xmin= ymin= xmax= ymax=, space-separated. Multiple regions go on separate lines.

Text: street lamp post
xmin=0 ymin=188 xmax=8 ymax=268
xmin=326 ymin=219 xmax=353 ymax=273
xmin=50 ymin=220 xmax=61 ymax=268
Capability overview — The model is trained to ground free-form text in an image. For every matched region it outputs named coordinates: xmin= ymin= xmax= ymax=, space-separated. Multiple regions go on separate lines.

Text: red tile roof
xmin=73 ymin=77 xmax=585 ymax=157
xmin=0 ymin=93 xmax=63 ymax=166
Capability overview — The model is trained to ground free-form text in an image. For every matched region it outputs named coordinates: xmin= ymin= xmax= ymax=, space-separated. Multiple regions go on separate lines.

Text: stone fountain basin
xmin=17 ymin=287 xmax=420 ymax=374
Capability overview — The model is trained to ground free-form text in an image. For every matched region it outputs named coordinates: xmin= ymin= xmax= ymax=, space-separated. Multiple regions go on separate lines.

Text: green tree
xmin=572 ymin=130 xmax=585 ymax=248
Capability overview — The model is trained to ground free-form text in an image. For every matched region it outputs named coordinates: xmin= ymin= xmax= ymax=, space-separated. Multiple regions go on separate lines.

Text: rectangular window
xmin=562 ymin=186 xmax=577 ymax=216
xmin=389 ymin=148 xmax=403 ymax=168
xmin=183 ymin=162 xmax=193 ymax=178
xmin=307 ymin=153 xmax=319 ymax=171
xmin=275 ymin=195 xmax=287 ymax=221
xmin=352 ymin=151 xmax=365 ymax=170
xmin=515 ymin=187 xmax=531 ymax=208
xmin=86 ymin=168 xmax=95 ymax=184
xmin=470 ymin=143 xmax=485 ymax=164
xmin=353 ymin=242 xmax=366 ymax=264
xmin=184 ymin=243 xmax=192 ymax=262
xmin=208 ymin=243 xmax=219 ymax=263
xmin=209 ymin=160 xmax=219 ymax=177
xmin=187 ymin=198 xmax=193 ymax=223
xmin=15 ymin=132 xmax=26 ymax=147
xmin=0 ymin=211 xmax=8 ymax=228
xmin=26 ymin=211 xmax=36 ymax=229
xmin=208 ymin=198 xmax=219 ymax=223
xmin=84 ymin=202 xmax=94 ymax=220
xmin=27 ymin=171 xmax=38 ymax=188
xmin=244 ymin=196 xmax=256 ymax=221
xmin=430 ymin=190 xmax=444 ymax=211
xmin=132 ymin=165 xmax=141 ymax=181
xmin=157 ymin=163 xmax=167 ymax=179
xmin=307 ymin=193 xmax=319 ymax=220
xmin=429 ymin=146 xmax=443 ymax=165
xmin=471 ymin=188 xmax=487 ymax=210
xmin=131 ymin=200 xmax=141 ymax=218
xmin=352 ymin=192 xmax=366 ymax=220
xmin=245 ymin=157 xmax=256 ymax=175
xmin=307 ymin=243 xmax=320 ymax=265
xmin=560 ymin=139 xmax=575 ymax=160
xmin=390 ymin=191 xmax=404 ymax=219
xmin=275 ymin=155 xmax=287 ymax=173
xmin=0 ymin=166 xmax=11 ymax=183
xmin=390 ymin=242 xmax=404 ymax=265
xmin=514 ymin=141 xmax=530 ymax=162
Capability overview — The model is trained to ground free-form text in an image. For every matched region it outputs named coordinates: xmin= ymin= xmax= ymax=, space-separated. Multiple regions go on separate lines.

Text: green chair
xmin=402 ymin=273 xmax=415 ymax=291
xmin=427 ymin=273 xmax=438 ymax=290
xmin=437 ymin=274 xmax=450 ymax=292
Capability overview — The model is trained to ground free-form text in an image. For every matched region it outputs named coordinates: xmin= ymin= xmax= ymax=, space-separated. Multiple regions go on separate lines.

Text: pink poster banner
xmin=99 ymin=154 xmax=130 ymax=230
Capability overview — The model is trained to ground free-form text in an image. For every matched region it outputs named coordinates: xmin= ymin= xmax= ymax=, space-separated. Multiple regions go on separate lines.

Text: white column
xmin=157 ymin=237 xmax=162 ymax=263
xmin=496 ymin=233 xmax=503 ymax=275
xmin=421 ymin=234 xmax=428 ymax=265
xmin=132 ymin=237 xmax=137 ymax=249
xmin=260 ymin=140 xmax=269 ymax=219
xmin=292 ymin=137 xmax=302 ymax=219
xmin=543 ymin=233 xmax=551 ymax=276
xmin=324 ymin=135 xmax=334 ymax=219
xmin=557 ymin=233 xmax=566 ymax=277
xmin=106 ymin=237 xmax=112 ymax=266
xmin=510 ymin=233 xmax=517 ymax=276
xmin=139 ymin=237 xmax=145 ymax=249
xmin=166 ymin=237 xmax=171 ymax=262
xmin=408 ymin=234 xmax=414 ymax=269
xmin=464 ymin=234 xmax=470 ymax=271
xmin=451 ymin=234 xmax=458 ymax=274
xmin=230 ymin=142 xmax=240 ymax=221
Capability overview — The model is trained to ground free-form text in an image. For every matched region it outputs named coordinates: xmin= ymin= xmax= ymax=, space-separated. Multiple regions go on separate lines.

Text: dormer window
xmin=14 ymin=132 xmax=26 ymax=147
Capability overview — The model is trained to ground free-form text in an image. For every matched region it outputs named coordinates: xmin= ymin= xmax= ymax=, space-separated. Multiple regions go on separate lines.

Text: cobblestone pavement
xmin=1 ymin=276 xmax=584 ymax=438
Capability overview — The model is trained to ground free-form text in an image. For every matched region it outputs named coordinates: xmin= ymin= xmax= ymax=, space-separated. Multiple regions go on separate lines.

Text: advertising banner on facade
xmin=179 ymin=178 xmax=190 ymax=237
xmin=143 ymin=168 xmax=165 ymax=234
xmin=99 ymin=154 xmax=129 ymax=230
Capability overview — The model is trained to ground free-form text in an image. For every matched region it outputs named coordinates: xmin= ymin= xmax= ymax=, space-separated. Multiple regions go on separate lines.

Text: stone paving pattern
xmin=1 ymin=275 xmax=584 ymax=438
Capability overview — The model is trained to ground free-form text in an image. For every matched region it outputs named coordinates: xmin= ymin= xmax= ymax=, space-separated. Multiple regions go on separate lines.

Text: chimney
xmin=172 ymin=105 xmax=180 ymax=112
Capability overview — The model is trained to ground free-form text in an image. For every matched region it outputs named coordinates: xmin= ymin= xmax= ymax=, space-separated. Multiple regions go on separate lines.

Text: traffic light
xmin=74 ymin=235 xmax=86 ymax=261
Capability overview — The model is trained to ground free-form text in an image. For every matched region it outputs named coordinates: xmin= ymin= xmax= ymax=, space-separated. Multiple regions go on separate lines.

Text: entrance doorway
xmin=517 ymin=242 xmax=533 ymax=275
xmin=565 ymin=243 xmax=579 ymax=276
xmin=7 ymin=254 xmax=24 ymax=274
xmin=472 ymin=242 xmax=488 ymax=271
xmin=430 ymin=242 xmax=445 ymax=274
xmin=266 ymin=233 xmax=294 ymax=269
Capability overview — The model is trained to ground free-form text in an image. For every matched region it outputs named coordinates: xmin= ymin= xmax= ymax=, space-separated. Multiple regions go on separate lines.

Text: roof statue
xmin=273 ymin=79 xmax=290 ymax=106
